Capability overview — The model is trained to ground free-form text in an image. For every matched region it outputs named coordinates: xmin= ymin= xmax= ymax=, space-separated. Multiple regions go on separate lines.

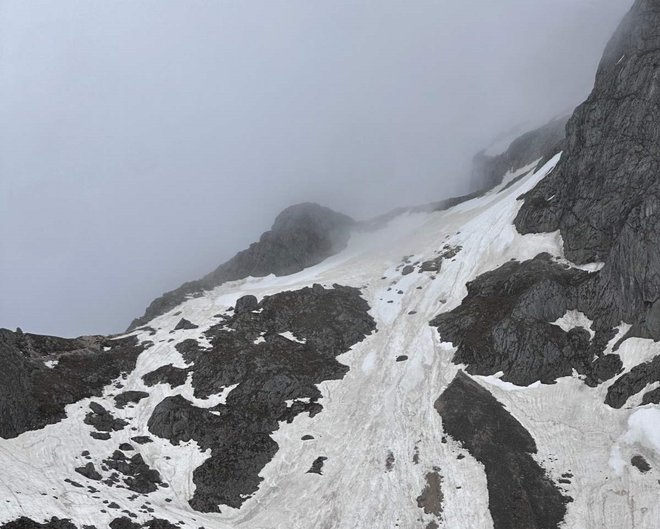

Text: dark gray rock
xmin=128 ymin=203 xmax=355 ymax=330
xmin=147 ymin=284 xmax=375 ymax=512
xmin=641 ymin=386 xmax=660 ymax=405
xmin=428 ymin=0 xmax=660 ymax=408
xmin=114 ymin=391 xmax=149 ymax=409
xmin=472 ymin=116 xmax=568 ymax=192
xmin=435 ymin=372 xmax=569 ymax=529
xmin=130 ymin=436 xmax=153 ymax=445
xmin=0 ymin=518 xmax=78 ymax=529
xmin=306 ymin=456 xmax=327 ymax=475
xmin=631 ymin=455 xmax=651 ymax=473
xmin=420 ymin=259 xmax=442 ymax=273
xmin=0 ymin=330 xmax=143 ymax=439
xmin=401 ymin=265 xmax=415 ymax=276
xmin=110 ymin=519 xmax=141 ymax=529
xmin=420 ymin=246 xmax=462 ymax=274
xmin=431 ymin=254 xmax=618 ymax=386
xmin=234 ymin=295 xmax=258 ymax=314
xmin=103 ymin=453 xmax=163 ymax=494
xmin=173 ymin=318 xmax=198 ymax=331
xmin=84 ymin=403 xmax=128 ymax=432
xmin=515 ymin=0 xmax=660 ymax=339
xmin=142 ymin=365 xmax=189 ymax=388
xmin=74 ymin=462 xmax=101 ymax=481
xmin=142 ymin=520 xmax=178 ymax=529
xmin=605 ymin=355 xmax=660 ymax=408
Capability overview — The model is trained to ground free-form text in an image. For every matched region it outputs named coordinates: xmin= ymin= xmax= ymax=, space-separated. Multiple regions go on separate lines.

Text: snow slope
xmin=1 ymin=154 xmax=658 ymax=529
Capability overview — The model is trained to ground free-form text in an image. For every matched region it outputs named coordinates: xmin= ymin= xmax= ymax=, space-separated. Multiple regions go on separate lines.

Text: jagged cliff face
xmin=1 ymin=2 xmax=660 ymax=529
xmin=471 ymin=115 xmax=568 ymax=192
xmin=516 ymin=0 xmax=660 ymax=334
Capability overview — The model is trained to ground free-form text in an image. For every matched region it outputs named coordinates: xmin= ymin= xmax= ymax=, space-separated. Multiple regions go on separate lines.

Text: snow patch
xmin=477 ymin=372 xmax=542 ymax=391
xmin=551 ymin=310 xmax=595 ymax=339
xmin=624 ymin=408 xmax=660 ymax=454
xmin=279 ymin=331 xmax=306 ymax=344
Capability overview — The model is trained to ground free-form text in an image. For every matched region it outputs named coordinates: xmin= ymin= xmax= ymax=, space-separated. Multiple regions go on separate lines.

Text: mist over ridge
xmin=0 ymin=0 xmax=633 ymax=336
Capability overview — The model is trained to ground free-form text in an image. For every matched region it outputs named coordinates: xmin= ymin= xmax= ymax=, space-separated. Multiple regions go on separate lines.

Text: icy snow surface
xmin=1 ymin=153 xmax=658 ymax=528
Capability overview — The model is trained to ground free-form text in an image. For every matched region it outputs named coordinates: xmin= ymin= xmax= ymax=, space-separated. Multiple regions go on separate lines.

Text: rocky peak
xmin=128 ymin=202 xmax=354 ymax=330
xmin=270 ymin=202 xmax=354 ymax=234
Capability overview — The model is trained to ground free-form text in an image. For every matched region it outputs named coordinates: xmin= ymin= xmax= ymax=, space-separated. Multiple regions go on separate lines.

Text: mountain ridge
xmin=1 ymin=1 xmax=659 ymax=528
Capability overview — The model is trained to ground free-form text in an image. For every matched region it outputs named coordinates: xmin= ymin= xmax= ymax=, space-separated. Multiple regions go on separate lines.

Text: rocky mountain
xmin=1 ymin=1 xmax=659 ymax=528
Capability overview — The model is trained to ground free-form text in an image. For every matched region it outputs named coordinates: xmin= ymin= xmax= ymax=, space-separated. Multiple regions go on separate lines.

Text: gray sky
xmin=1 ymin=0 xmax=632 ymax=337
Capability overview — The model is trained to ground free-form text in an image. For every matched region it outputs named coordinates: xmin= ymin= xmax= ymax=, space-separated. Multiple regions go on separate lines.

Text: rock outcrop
xmin=147 ymin=284 xmax=376 ymax=512
xmin=436 ymin=372 xmax=570 ymax=529
xmin=0 ymin=329 xmax=144 ymax=439
xmin=433 ymin=0 xmax=660 ymax=410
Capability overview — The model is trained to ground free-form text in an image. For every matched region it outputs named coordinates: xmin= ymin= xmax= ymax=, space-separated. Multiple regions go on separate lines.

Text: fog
xmin=0 ymin=0 xmax=632 ymax=337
